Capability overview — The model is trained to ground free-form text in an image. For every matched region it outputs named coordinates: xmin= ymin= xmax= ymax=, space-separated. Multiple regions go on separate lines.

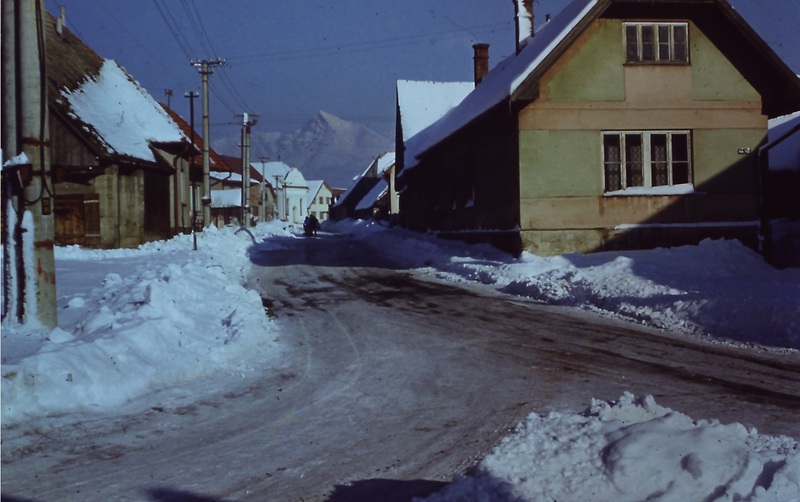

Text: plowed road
xmin=3 ymin=234 xmax=799 ymax=501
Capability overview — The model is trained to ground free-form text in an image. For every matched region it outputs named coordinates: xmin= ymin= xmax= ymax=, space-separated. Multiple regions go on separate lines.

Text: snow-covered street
xmin=2 ymin=221 xmax=799 ymax=501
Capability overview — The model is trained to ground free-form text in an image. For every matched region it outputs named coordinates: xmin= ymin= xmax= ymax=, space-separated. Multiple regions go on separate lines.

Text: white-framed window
xmin=625 ymin=22 xmax=688 ymax=64
xmin=602 ymin=131 xmax=692 ymax=193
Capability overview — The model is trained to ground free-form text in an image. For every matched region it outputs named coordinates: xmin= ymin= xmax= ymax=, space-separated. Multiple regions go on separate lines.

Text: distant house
xmin=208 ymin=155 xmax=268 ymax=227
xmin=398 ymin=0 xmax=800 ymax=256
xmin=251 ymin=161 xmax=309 ymax=225
xmin=330 ymin=152 xmax=395 ymax=221
xmin=306 ymin=180 xmax=334 ymax=222
xmin=46 ymin=11 xmax=191 ymax=248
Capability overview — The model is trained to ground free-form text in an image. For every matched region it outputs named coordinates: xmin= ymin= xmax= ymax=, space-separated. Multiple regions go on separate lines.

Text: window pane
xmin=673 ymin=25 xmax=687 ymax=62
xmin=651 ymin=134 xmax=668 ymax=186
xmin=626 ymin=25 xmax=639 ymax=62
xmin=671 ymin=134 xmax=688 ymax=162
xmin=672 ymin=133 xmax=691 ymax=184
xmin=625 ymin=134 xmax=643 ymax=187
xmin=641 ymin=26 xmax=655 ymax=61
xmin=604 ymin=135 xmax=622 ymax=192
xmin=658 ymin=25 xmax=671 ymax=61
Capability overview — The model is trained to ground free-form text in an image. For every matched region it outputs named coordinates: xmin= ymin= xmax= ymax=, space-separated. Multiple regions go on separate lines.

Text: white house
xmin=252 ymin=160 xmax=309 ymax=225
xmin=306 ymin=180 xmax=334 ymax=222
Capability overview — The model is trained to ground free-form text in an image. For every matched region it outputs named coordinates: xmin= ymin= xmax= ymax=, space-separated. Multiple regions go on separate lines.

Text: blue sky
xmin=46 ymin=0 xmax=798 ymax=142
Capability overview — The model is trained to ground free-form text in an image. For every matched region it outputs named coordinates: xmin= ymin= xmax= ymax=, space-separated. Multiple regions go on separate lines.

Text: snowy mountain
xmin=214 ymin=111 xmax=393 ymax=188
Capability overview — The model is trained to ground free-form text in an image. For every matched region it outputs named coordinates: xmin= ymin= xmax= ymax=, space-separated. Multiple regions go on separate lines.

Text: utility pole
xmin=190 ymin=58 xmax=225 ymax=227
xmin=185 ymin=90 xmax=199 ymax=249
xmin=259 ymin=156 xmax=269 ymax=222
xmin=1 ymin=0 xmax=57 ymax=327
xmin=237 ymin=113 xmax=258 ymax=226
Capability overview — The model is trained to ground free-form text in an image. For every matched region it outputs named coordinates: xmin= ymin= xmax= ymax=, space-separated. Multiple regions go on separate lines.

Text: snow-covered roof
xmin=61 ymin=60 xmax=186 ymax=163
xmin=253 ymin=161 xmax=293 ymax=184
xmin=396 ymin=81 xmax=473 ymax=142
xmin=767 ymin=110 xmax=800 ymax=171
xmin=211 ymin=189 xmax=241 ymax=208
xmin=404 ymin=0 xmax=598 ymax=165
xmin=306 ymin=180 xmax=324 ymax=205
xmin=284 ymin=167 xmax=309 ymax=188
xmin=375 ymin=151 xmax=396 ymax=175
xmin=355 ymin=181 xmax=388 ymax=212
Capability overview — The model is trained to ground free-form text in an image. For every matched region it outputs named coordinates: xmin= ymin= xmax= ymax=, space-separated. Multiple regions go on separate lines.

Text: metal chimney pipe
xmin=513 ymin=0 xmax=534 ymax=54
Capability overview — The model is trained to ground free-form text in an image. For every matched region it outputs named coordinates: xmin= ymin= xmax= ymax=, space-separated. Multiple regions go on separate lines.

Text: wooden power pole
xmin=190 ymin=58 xmax=224 ymax=227
xmin=1 ymin=0 xmax=57 ymax=327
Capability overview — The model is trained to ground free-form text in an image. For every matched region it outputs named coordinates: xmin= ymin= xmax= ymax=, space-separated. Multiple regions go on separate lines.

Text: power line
xmin=228 ymin=22 xmax=509 ymax=64
xmin=177 ymin=0 xmax=251 ymax=112
xmin=152 ymin=0 xmax=196 ymax=60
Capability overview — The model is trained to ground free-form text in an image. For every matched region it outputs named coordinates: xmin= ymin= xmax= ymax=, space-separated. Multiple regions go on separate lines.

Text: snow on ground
xmin=326 ymin=219 xmax=800 ymax=352
xmin=1 ymin=222 xmax=295 ymax=423
xmin=2 ymin=218 xmax=799 ymax=501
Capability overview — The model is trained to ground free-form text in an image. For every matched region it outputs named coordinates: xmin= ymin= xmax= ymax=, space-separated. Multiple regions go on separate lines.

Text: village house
xmin=306 ymin=180 xmax=334 ymax=222
xmin=252 ymin=161 xmax=310 ymax=225
xmin=397 ymin=0 xmax=800 ymax=257
xmin=45 ymin=9 xmax=194 ymax=248
xmin=330 ymin=152 xmax=396 ymax=221
xmin=208 ymin=155 xmax=271 ymax=227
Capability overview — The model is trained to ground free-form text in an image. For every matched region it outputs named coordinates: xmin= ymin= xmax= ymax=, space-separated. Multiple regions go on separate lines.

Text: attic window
xmin=625 ymin=22 xmax=688 ymax=64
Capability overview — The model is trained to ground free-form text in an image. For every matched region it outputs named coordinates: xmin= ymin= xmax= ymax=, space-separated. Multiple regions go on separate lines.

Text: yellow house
xmin=398 ymin=0 xmax=800 ymax=256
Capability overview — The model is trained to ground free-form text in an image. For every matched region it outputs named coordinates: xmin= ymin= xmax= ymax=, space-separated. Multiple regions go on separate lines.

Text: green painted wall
xmin=690 ymin=25 xmax=760 ymax=101
xmin=519 ymin=130 xmax=600 ymax=198
xmin=693 ymin=129 xmax=763 ymax=192
xmin=545 ymin=19 xmax=624 ymax=102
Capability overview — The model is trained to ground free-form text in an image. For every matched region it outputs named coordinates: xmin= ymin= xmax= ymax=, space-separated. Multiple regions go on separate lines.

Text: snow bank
xmin=1 ymin=222 xmax=294 ymax=424
xmin=419 ymin=393 xmax=800 ymax=501
xmin=325 ymin=219 xmax=800 ymax=351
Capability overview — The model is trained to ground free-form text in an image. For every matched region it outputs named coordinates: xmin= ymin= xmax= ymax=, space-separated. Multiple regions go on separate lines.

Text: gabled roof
xmin=46 ymin=12 xmax=185 ymax=165
xmin=253 ymin=161 xmax=293 ymax=184
xmin=332 ymin=153 xmax=393 ymax=210
xmin=375 ymin=151 xmax=396 ymax=175
xmin=355 ymin=181 xmax=388 ymax=212
xmin=161 ymin=105 xmax=228 ymax=172
xmin=407 ymin=0 xmax=800 ymax=164
xmin=396 ymin=81 xmax=473 ymax=142
xmin=306 ymin=180 xmax=325 ymax=204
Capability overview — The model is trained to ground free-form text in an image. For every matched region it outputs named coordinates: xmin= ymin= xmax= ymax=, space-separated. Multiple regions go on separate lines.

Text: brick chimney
xmin=513 ymin=0 xmax=534 ymax=54
xmin=472 ymin=43 xmax=489 ymax=86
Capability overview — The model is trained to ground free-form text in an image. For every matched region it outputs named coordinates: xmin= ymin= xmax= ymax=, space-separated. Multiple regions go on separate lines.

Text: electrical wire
xmin=228 ymin=22 xmax=509 ymax=64
xmin=152 ymin=0 xmax=196 ymax=60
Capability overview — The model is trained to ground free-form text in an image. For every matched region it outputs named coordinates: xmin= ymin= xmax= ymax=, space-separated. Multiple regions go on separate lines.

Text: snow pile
xmin=1 ymin=222 xmax=294 ymax=424
xmin=420 ymin=392 xmax=800 ymax=502
xmin=327 ymin=219 xmax=800 ymax=351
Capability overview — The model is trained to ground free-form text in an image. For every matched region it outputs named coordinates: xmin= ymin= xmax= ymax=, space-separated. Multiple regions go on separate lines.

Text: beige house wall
xmin=518 ymin=18 xmax=767 ymax=254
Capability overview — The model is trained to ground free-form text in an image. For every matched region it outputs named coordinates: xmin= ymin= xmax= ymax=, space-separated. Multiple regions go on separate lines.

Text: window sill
xmin=623 ymin=61 xmax=690 ymax=67
xmin=604 ymin=183 xmax=695 ymax=197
